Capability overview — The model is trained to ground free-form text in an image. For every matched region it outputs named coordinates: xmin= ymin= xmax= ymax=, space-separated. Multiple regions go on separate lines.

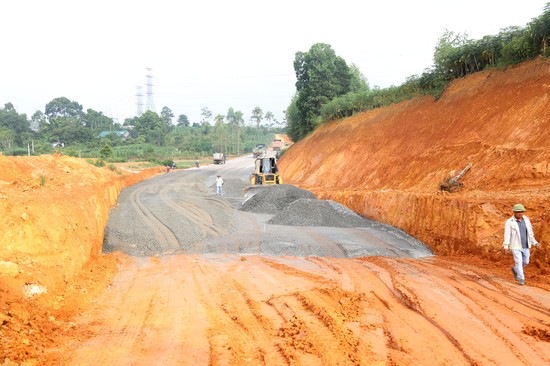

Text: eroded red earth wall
xmin=279 ymin=59 xmax=550 ymax=268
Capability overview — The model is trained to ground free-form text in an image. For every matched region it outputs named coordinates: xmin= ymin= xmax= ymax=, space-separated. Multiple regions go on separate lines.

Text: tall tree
xmin=293 ymin=43 xmax=354 ymax=140
xmin=201 ymin=107 xmax=213 ymax=125
xmin=133 ymin=111 xmax=170 ymax=146
xmin=161 ymin=106 xmax=174 ymax=125
xmin=44 ymin=97 xmax=84 ymax=122
xmin=250 ymin=106 xmax=263 ymax=128
xmin=0 ymin=103 xmax=31 ymax=146
xmin=226 ymin=108 xmax=244 ymax=154
xmin=177 ymin=114 xmax=190 ymax=127
xmin=85 ymin=108 xmax=113 ymax=131
xmin=264 ymin=111 xmax=274 ymax=126
xmin=348 ymin=64 xmax=370 ymax=93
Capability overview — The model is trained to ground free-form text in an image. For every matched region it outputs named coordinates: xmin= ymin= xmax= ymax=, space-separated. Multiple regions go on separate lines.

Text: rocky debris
xmin=240 ymin=184 xmax=316 ymax=214
xmin=268 ymin=199 xmax=370 ymax=227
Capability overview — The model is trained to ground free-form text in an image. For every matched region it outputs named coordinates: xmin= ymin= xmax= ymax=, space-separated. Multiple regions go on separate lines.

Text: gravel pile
xmin=240 ymin=184 xmax=317 ymax=214
xmin=267 ymin=199 xmax=370 ymax=227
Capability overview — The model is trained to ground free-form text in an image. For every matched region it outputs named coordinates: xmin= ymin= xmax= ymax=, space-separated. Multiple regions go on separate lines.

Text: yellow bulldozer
xmin=244 ymin=156 xmax=283 ymax=202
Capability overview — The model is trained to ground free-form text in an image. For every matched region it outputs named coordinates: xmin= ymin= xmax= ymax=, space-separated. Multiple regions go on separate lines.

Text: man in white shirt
xmin=503 ymin=203 xmax=540 ymax=285
xmin=215 ymin=175 xmax=224 ymax=196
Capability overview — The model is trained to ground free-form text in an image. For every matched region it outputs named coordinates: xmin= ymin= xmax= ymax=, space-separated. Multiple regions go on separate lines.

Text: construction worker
xmin=503 ymin=203 xmax=540 ymax=285
xmin=215 ymin=175 xmax=224 ymax=195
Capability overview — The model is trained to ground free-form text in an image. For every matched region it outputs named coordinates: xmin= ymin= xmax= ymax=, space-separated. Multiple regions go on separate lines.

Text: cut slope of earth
xmin=279 ymin=58 xmax=550 ymax=271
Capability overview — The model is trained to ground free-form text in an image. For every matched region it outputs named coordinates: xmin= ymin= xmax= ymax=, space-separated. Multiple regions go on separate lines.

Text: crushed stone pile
xmin=240 ymin=184 xmax=316 ymax=214
xmin=267 ymin=199 xmax=371 ymax=227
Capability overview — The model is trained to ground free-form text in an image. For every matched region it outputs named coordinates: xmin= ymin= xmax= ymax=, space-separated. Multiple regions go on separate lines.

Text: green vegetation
xmin=286 ymin=4 xmax=550 ymax=141
xmin=0 ymin=98 xmax=282 ymax=164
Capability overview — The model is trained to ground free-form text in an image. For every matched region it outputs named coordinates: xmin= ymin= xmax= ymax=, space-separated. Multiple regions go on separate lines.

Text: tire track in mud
xmin=357 ymin=258 xmax=550 ymax=365
xmin=68 ymin=256 xmax=210 ymax=366
xmin=157 ymin=182 xmax=228 ymax=238
xmin=192 ymin=259 xmax=286 ymax=365
xmin=64 ymin=254 xmax=550 ymax=365
xmin=127 ymin=181 xmax=179 ymax=251
xmin=301 ymin=257 xmax=471 ymax=364
xmin=255 ymin=257 xmax=381 ymax=364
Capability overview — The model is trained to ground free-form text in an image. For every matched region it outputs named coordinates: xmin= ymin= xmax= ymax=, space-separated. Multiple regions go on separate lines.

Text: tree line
xmin=0 ymin=97 xmax=282 ymax=163
xmin=286 ymin=3 xmax=550 ymax=142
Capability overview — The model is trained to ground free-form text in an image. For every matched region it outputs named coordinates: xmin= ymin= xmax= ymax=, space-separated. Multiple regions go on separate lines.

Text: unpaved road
xmin=60 ymin=157 xmax=550 ymax=365
xmin=103 ymin=156 xmax=432 ymax=258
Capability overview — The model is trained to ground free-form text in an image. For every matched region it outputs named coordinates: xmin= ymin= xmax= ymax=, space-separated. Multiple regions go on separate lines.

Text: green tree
xmin=264 ymin=111 xmax=274 ymax=126
xmin=44 ymin=97 xmax=84 ymax=122
xmin=31 ymin=110 xmax=46 ymax=131
xmin=49 ymin=117 xmax=94 ymax=144
xmin=0 ymin=127 xmax=16 ymax=149
xmin=133 ymin=111 xmax=170 ymax=146
xmin=285 ymin=94 xmax=304 ymax=142
xmin=161 ymin=106 xmax=174 ymax=125
xmin=293 ymin=43 xmax=354 ymax=140
xmin=0 ymin=103 xmax=31 ymax=146
xmin=177 ymin=114 xmax=190 ymax=127
xmin=226 ymin=108 xmax=243 ymax=154
xmin=85 ymin=108 xmax=113 ymax=131
xmin=250 ymin=106 xmax=263 ymax=128
xmin=99 ymin=144 xmax=113 ymax=159
xmin=349 ymin=64 xmax=370 ymax=93
xmin=201 ymin=107 xmax=212 ymax=124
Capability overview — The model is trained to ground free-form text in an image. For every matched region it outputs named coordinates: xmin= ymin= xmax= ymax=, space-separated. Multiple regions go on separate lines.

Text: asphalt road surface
xmin=103 ymin=155 xmax=433 ymax=258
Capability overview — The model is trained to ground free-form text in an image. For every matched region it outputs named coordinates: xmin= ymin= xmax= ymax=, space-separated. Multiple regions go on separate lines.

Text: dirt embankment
xmin=279 ymin=58 xmax=550 ymax=269
xmin=0 ymin=155 xmax=159 ymax=361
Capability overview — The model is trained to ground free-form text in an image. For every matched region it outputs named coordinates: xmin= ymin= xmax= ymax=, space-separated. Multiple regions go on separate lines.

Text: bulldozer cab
xmin=244 ymin=157 xmax=283 ymax=202
xmin=250 ymin=157 xmax=282 ymax=185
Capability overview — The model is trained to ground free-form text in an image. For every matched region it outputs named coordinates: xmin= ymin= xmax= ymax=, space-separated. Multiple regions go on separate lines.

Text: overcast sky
xmin=2 ymin=0 xmax=547 ymax=125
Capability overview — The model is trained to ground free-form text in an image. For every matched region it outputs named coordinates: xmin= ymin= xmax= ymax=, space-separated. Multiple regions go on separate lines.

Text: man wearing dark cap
xmin=503 ymin=203 xmax=540 ymax=285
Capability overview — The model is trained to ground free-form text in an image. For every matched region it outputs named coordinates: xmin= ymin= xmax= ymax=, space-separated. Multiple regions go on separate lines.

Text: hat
xmin=512 ymin=203 xmax=526 ymax=212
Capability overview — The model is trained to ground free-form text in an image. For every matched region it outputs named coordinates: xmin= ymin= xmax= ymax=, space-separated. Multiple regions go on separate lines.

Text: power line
xmin=145 ymin=67 xmax=155 ymax=113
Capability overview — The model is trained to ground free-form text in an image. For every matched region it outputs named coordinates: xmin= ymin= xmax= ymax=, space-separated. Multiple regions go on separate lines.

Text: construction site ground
xmin=2 ymin=59 xmax=550 ymax=365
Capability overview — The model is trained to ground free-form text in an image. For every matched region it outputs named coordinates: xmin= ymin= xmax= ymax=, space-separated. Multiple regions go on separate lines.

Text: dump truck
xmin=272 ymin=139 xmax=282 ymax=151
xmin=244 ymin=156 xmax=283 ymax=202
xmin=213 ymin=152 xmax=226 ymax=164
xmin=252 ymin=144 xmax=267 ymax=158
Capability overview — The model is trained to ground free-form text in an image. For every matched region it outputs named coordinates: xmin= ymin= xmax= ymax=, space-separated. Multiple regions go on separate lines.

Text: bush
xmin=3 ymin=148 xmax=29 ymax=156
xmin=86 ymin=159 xmax=105 ymax=167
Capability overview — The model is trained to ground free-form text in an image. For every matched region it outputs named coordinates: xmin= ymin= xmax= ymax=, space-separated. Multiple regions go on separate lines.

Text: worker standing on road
xmin=215 ymin=175 xmax=224 ymax=196
xmin=503 ymin=203 xmax=540 ymax=285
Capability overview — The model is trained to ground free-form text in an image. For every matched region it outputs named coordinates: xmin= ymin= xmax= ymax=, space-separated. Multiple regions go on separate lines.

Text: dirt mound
xmin=279 ymin=58 xmax=550 ymax=269
xmin=267 ymin=198 xmax=369 ymax=227
xmin=240 ymin=184 xmax=316 ymax=214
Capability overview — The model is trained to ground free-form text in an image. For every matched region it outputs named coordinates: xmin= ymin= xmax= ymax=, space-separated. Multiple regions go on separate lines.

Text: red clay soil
xmin=280 ymin=58 xmax=550 ymax=270
xmin=1 ymin=58 xmax=550 ymax=365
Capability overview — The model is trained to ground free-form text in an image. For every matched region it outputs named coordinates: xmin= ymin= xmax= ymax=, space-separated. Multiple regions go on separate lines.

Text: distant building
xmin=97 ymin=130 xmax=130 ymax=139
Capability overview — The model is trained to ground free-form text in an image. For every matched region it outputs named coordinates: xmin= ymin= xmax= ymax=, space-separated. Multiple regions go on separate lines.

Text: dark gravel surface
xmin=103 ymin=156 xmax=433 ymax=258
xmin=240 ymin=184 xmax=316 ymax=214
xmin=267 ymin=198 xmax=370 ymax=227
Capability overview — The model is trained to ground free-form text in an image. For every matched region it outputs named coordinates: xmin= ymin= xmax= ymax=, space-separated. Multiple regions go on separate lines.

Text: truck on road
xmin=252 ymin=144 xmax=267 ymax=158
xmin=272 ymin=139 xmax=282 ymax=151
xmin=213 ymin=152 xmax=226 ymax=164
